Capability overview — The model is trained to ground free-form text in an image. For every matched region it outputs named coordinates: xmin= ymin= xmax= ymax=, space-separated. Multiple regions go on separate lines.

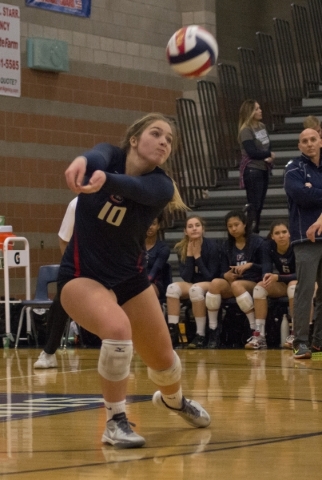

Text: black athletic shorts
xmin=58 ymin=271 xmax=151 ymax=307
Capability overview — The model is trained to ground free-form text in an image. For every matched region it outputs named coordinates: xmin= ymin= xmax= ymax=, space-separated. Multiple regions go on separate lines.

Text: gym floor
xmin=0 ymin=347 xmax=321 ymax=479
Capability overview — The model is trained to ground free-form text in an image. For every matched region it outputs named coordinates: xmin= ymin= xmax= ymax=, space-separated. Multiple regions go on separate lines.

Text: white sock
xmin=161 ymin=387 xmax=183 ymax=410
xmin=208 ymin=310 xmax=218 ymax=330
xmin=246 ymin=311 xmax=256 ymax=330
xmin=256 ymin=319 xmax=266 ymax=336
xmin=168 ymin=315 xmax=179 ymax=325
xmin=104 ymin=399 xmax=126 ymax=421
xmin=195 ymin=316 xmax=206 ymax=336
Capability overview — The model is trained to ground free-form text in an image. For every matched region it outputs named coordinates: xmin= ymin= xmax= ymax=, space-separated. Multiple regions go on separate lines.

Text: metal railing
xmin=256 ymin=31 xmax=288 ymax=127
xmin=273 ymin=18 xmax=304 ymax=108
xmin=308 ymin=0 xmax=322 ymax=76
xmin=238 ymin=47 xmax=264 ymax=105
xmin=176 ymin=97 xmax=215 ymax=207
xmin=197 ymin=80 xmax=235 ymax=178
xmin=218 ymin=63 xmax=242 ymax=160
xmin=291 ymin=3 xmax=320 ymax=91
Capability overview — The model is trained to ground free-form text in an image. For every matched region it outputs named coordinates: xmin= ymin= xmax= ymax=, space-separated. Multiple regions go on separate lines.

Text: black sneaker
xmin=187 ymin=334 xmax=205 ymax=349
xmin=168 ymin=323 xmax=180 ymax=348
xmin=207 ymin=328 xmax=219 ymax=349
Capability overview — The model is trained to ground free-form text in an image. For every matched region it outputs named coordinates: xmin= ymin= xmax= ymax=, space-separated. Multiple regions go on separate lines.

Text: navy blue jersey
xmin=261 ymin=239 xmax=296 ymax=283
xmin=221 ymin=233 xmax=263 ymax=283
xmin=59 ymin=143 xmax=174 ymax=289
xmin=178 ymin=237 xmax=221 ymax=283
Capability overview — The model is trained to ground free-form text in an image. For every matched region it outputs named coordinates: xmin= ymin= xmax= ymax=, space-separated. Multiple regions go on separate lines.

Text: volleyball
xmin=166 ymin=25 xmax=218 ymax=78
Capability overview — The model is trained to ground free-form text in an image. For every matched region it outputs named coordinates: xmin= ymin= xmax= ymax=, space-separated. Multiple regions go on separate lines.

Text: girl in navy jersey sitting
xmin=145 ymin=213 xmax=170 ymax=300
xmin=248 ymin=220 xmax=297 ymax=350
xmin=166 ymin=215 xmax=221 ymax=349
xmin=206 ymin=210 xmax=263 ymax=344
xmin=58 ymin=113 xmax=210 ymax=450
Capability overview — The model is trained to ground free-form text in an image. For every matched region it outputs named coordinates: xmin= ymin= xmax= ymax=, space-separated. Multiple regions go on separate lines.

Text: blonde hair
xmin=174 ymin=215 xmax=205 ymax=263
xmin=237 ymin=99 xmax=262 ymax=142
xmin=167 ymin=180 xmax=188 ymax=213
xmin=303 ymin=115 xmax=320 ymax=130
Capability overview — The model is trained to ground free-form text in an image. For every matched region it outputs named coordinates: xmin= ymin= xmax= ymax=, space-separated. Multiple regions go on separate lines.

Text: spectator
xmin=238 ymin=99 xmax=275 ymax=233
xmin=166 ymin=215 xmax=221 ymax=349
xmin=249 ymin=220 xmax=297 ymax=350
xmin=206 ymin=210 xmax=263 ymax=344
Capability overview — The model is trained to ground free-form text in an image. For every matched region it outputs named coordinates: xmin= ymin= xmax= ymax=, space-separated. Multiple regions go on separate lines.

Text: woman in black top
xmin=206 ymin=210 xmax=263 ymax=344
xmin=166 ymin=215 xmax=221 ymax=349
xmin=248 ymin=220 xmax=297 ymax=350
xmin=59 ymin=113 xmax=210 ymax=449
xmin=238 ymin=99 xmax=275 ymax=233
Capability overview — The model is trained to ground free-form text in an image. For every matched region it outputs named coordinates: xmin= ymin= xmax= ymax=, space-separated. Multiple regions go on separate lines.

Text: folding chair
xmin=15 ymin=264 xmax=60 ymax=348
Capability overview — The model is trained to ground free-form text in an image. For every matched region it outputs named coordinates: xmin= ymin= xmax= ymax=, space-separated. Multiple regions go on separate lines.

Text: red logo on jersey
xmin=110 ymin=195 xmax=123 ymax=204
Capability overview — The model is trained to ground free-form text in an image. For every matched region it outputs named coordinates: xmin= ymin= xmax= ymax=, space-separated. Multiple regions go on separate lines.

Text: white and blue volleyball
xmin=166 ymin=25 xmax=218 ymax=78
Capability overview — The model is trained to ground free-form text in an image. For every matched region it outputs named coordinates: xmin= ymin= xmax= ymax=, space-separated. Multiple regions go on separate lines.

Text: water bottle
xmin=280 ymin=314 xmax=289 ymax=348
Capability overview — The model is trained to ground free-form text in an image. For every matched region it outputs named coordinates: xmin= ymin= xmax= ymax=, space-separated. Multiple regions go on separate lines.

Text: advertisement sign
xmin=0 ymin=3 xmax=20 ymax=97
xmin=26 ymin=0 xmax=91 ymax=17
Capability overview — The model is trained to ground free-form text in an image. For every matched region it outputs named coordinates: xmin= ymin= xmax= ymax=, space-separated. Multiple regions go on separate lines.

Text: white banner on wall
xmin=0 ymin=3 xmax=20 ymax=97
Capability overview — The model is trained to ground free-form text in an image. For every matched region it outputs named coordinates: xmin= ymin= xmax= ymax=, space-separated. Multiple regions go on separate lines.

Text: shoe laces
xmin=181 ymin=398 xmax=200 ymax=418
xmin=112 ymin=413 xmax=136 ymax=433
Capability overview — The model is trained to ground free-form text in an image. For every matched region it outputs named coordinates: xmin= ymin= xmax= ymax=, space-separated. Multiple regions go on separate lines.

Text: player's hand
xmin=79 ymin=170 xmax=107 ymax=193
xmin=65 ymin=156 xmax=87 ymax=193
xmin=187 ymin=239 xmax=202 ymax=259
xmin=306 ymin=215 xmax=322 ymax=242
xmin=262 ymin=273 xmax=278 ymax=288
xmin=233 ymin=263 xmax=250 ymax=275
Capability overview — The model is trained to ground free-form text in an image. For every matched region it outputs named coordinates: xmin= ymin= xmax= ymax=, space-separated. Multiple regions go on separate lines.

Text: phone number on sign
xmin=0 ymin=59 xmax=19 ymax=70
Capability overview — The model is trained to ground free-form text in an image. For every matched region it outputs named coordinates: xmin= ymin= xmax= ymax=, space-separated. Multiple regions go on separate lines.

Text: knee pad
xmin=236 ymin=291 xmax=254 ymax=313
xmin=206 ymin=292 xmax=221 ymax=310
xmin=98 ymin=339 xmax=133 ymax=382
xmin=253 ymin=285 xmax=268 ymax=300
xmin=147 ymin=351 xmax=182 ymax=386
xmin=189 ymin=285 xmax=205 ymax=303
xmin=287 ymin=284 xmax=296 ymax=299
xmin=166 ymin=283 xmax=182 ymax=299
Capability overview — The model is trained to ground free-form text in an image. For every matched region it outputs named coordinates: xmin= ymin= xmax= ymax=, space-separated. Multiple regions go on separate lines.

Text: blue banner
xmin=26 ymin=0 xmax=91 ymax=17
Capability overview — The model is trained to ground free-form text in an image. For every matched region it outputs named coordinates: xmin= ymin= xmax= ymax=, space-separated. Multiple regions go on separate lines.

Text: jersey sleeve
xmin=83 ymin=143 xmax=122 ymax=174
xmin=148 ymin=242 xmax=170 ymax=282
xmin=102 ymin=169 xmax=174 ymax=208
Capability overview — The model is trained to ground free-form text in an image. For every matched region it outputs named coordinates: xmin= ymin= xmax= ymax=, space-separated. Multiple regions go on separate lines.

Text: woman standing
xmin=59 ymin=113 xmax=210 ymax=449
xmin=238 ymin=99 xmax=275 ymax=233
xmin=166 ymin=216 xmax=221 ymax=349
xmin=206 ymin=210 xmax=263 ymax=343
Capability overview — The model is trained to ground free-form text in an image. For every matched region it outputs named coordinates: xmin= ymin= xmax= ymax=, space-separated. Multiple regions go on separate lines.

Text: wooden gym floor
xmin=1 ymin=346 xmax=322 ymax=479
